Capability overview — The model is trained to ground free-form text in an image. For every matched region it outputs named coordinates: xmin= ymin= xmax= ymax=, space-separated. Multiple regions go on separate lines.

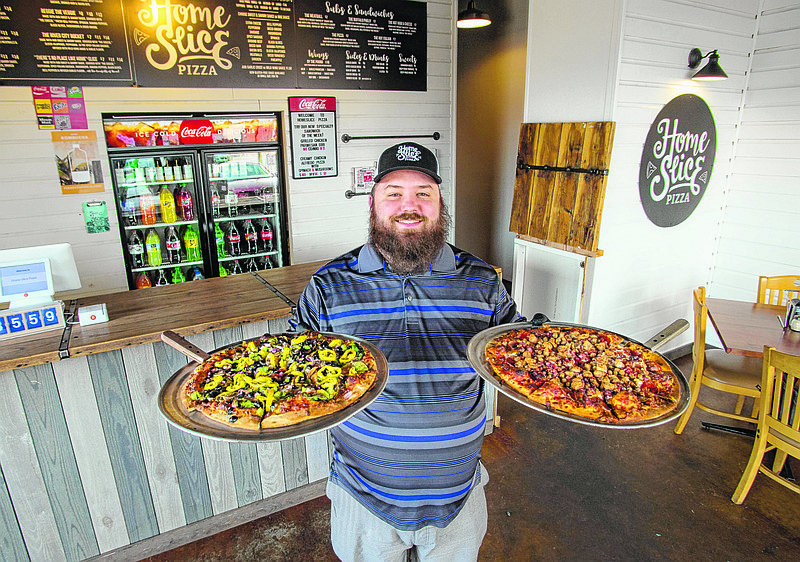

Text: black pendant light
xmin=688 ymin=48 xmax=728 ymax=81
xmin=457 ymin=1 xmax=491 ymax=29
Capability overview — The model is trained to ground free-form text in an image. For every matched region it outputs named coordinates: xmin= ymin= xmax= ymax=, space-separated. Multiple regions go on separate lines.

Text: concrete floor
xmin=145 ymin=355 xmax=800 ymax=561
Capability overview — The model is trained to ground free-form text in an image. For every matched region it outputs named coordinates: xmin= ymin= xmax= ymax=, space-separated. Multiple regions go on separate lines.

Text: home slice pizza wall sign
xmin=639 ymin=94 xmax=717 ymax=227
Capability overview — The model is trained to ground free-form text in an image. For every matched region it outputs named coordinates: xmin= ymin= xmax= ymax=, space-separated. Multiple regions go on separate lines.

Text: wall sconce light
xmin=457 ymin=1 xmax=492 ymax=29
xmin=688 ymin=48 xmax=728 ymax=81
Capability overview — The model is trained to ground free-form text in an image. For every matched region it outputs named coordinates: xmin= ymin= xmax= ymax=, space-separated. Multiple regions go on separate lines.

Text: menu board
xmin=0 ymin=0 xmax=426 ymax=91
xmin=294 ymin=0 xmax=425 ymax=90
xmin=126 ymin=0 xmax=297 ymax=88
xmin=289 ymin=96 xmax=337 ymax=178
xmin=0 ymin=1 xmax=134 ymax=86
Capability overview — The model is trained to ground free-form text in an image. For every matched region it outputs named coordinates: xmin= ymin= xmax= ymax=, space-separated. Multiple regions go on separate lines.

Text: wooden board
xmin=510 ymin=122 xmax=615 ymax=255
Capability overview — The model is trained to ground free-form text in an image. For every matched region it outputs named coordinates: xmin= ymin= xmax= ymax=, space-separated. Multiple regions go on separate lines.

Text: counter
xmin=0 ymin=261 xmax=499 ymax=562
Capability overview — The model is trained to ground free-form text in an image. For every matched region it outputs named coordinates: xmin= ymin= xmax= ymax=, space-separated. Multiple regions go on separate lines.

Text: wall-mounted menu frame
xmin=0 ymin=0 xmax=427 ymax=91
xmin=0 ymin=1 xmax=134 ymax=86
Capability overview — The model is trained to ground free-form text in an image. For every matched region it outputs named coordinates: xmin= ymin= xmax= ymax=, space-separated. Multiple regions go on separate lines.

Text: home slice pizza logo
xmin=639 ymin=94 xmax=717 ymax=227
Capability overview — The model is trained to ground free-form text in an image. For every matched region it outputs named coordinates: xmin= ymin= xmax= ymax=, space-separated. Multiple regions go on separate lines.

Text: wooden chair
xmin=673 ymin=287 xmax=762 ymax=434
xmin=732 ymin=346 xmax=800 ymax=503
xmin=757 ymin=275 xmax=800 ymax=306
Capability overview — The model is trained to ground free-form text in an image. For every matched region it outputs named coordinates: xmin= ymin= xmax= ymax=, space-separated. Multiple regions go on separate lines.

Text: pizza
xmin=484 ymin=325 xmax=680 ymax=424
xmin=181 ymin=331 xmax=378 ymax=430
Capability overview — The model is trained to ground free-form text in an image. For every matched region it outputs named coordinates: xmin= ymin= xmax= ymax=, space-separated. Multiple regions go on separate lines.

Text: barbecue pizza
xmin=484 ymin=325 xmax=679 ymax=424
xmin=182 ymin=332 xmax=378 ymax=430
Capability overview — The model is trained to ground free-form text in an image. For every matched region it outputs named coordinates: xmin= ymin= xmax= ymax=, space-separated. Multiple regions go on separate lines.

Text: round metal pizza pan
xmin=467 ymin=321 xmax=691 ymax=429
xmin=158 ymin=332 xmax=388 ymax=442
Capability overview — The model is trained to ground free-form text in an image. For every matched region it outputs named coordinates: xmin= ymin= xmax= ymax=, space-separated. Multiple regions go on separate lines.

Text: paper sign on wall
xmin=51 ymin=130 xmax=105 ymax=194
xmin=288 ymin=97 xmax=338 ymax=179
xmin=32 ymin=86 xmax=88 ymax=130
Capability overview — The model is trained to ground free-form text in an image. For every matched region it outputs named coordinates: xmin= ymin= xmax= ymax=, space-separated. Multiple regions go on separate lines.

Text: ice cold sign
xmin=639 ymin=94 xmax=716 ymax=227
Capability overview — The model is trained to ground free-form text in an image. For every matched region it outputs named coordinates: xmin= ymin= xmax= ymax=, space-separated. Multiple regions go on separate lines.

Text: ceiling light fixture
xmin=457 ymin=1 xmax=491 ymax=29
xmin=688 ymin=48 xmax=728 ymax=81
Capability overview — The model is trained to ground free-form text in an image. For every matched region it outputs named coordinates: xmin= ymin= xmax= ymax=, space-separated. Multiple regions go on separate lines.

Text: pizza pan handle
xmin=530 ymin=313 xmax=551 ymax=327
xmin=161 ymin=330 xmax=210 ymax=363
xmin=644 ymin=319 xmax=689 ymax=352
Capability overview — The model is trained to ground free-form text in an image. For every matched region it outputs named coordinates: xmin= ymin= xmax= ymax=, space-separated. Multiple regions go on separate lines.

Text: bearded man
xmin=291 ymin=142 xmax=521 ymax=562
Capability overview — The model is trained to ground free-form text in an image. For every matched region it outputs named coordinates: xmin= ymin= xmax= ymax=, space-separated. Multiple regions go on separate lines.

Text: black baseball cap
xmin=374 ymin=142 xmax=442 ymax=184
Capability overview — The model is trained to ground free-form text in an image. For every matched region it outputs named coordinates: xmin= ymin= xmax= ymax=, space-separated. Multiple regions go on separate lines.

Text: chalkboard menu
xmin=0 ymin=0 xmax=427 ymax=91
xmin=0 ymin=1 xmax=134 ymax=86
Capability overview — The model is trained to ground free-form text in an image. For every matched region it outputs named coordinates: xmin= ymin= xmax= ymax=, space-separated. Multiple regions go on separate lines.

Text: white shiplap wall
xmin=710 ymin=0 xmax=800 ymax=300
xmin=0 ymin=0 xmax=455 ymax=297
xmin=577 ymin=0 xmax=759 ymax=352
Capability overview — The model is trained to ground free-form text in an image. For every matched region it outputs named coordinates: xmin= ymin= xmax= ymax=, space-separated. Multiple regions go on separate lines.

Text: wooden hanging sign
xmin=509 ymin=122 xmax=615 ymax=256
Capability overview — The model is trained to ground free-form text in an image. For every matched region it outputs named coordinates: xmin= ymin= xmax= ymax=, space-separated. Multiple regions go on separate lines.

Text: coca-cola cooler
xmin=102 ymin=112 xmax=290 ymax=289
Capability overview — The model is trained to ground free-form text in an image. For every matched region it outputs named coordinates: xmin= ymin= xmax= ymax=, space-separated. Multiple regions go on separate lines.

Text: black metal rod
xmin=700 ymin=422 xmax=756 ymax=438
xmin=345 ymin=190 xmax=370 ymax=199
xmin=517 ymin=163 xmax=608 ymax=176
xmin=341 ymin=132 xmax=440 ymax=143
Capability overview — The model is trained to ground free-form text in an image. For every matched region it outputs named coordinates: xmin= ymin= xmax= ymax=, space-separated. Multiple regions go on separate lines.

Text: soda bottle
xmin=135 ymin=272 xmax=152 ymax=289
xmin=139 ymin=186 xmax=158 ymax=225
xmin=121 ymin=196 xmax=138 ymax=226
xmin=230 ymin=259 xmax=243 ymax=275
xmin=171 ymin=266 xmax=186 ymax=283
xmin=159 ymin=186 xmax=177 ymax=223
xmin=128 ymin=230 xmax=145 ymax=268
xmin=226 ymin=187 xmax=239 ymax=217
xmin=189 ymin=266 xmax=205 ymax=281
xmin=210 ymin=184 xmax=221 ymax=218
xmin=177 ymin=185 xmax=194 ymax=221
xmin=244 ymin=219 xmax=258 ymax=254
xmin=262 ymin=256 xmax=274 ymax=269
xmin=260 ymin=219 xmax=274 ymax=252
xmin=155 ymin=269 xmax=169 ymax=286
xmin=165 ymin=226 xmax=182 ymax=263
xmin=163 ymin=159 xmax=174 ymax=181
xmin=228 ymin=222 xmax=241 ymax=256
xmin=183 ymin=226 xmax=202 ymax=262
xmin=214 ymin=223 xmax=226 ymax=258
xmin=219 ymin=263 xmax=229 ymax=277
xmin=154 ymin=160 xmax=165 ymax=182
xmin=245 ymin=257 xmax=259 ymax=273
xmin=145 ymin=229 xmax=162 ymax=267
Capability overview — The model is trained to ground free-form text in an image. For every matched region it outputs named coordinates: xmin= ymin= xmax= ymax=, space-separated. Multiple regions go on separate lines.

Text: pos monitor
xmin=0 ymin=243 xmax=82 ymax=309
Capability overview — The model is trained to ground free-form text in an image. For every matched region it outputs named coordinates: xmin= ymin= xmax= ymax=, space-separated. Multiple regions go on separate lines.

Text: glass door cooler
xmin=112 ymin=152 xmax=206 ymax=288
xmin=103 ymin=112 xmax=290 ymax=290
xmin=205 ymin=148 xmax=285 ymax=276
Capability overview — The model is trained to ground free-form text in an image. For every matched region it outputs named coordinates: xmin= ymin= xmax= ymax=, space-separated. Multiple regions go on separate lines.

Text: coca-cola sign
xmin=289 ymin=97 xmax=337 ymax=112
xmin=179 ymin=120 xmax=214 ymax=145
xmin=638 ymin=94 xmax=717 ymax=227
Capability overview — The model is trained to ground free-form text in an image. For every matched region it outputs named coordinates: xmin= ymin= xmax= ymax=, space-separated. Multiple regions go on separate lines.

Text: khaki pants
xmin=326 ymin=469 xmax=488 ymax=562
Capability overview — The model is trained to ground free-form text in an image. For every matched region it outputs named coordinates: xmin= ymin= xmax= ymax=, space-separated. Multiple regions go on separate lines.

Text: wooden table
xmin=705 ymin=297 xmax=800 ymax=358
xmin=703 ymin=297 xmax=800 ymax=446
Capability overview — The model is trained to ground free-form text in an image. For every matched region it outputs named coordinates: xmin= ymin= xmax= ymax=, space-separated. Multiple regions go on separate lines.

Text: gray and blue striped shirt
xmin=292 ymin=243 xmax=521 ymax=531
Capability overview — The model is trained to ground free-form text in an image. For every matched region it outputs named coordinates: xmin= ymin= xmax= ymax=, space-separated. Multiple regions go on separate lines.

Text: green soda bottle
xmin=219 ymin=264 xmax=229 ymax=277
xmin=183 ymin=225 xmax=202 ymax=262
xmin=214 ymin=223 xmax=226 ymax=258
xmin=171 ymin=266 xmax=186 ymax=283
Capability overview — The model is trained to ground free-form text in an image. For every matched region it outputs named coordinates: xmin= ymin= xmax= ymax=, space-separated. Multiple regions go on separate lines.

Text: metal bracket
xmin=517 ymin=163 xmax=608 ymax=176
xmin=341 ymin=132 xmax=440 ymax=143
xmin=58 ymin=299 xmax=78 ymax=359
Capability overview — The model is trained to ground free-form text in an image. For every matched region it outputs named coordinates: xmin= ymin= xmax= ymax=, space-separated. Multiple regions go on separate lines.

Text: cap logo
xmin=396 ymin=144 xmax=422 ymax=162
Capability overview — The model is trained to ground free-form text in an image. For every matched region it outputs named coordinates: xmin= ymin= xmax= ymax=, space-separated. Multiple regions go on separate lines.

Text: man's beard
xmin=369 ymin=203 xmax=451 ymax=274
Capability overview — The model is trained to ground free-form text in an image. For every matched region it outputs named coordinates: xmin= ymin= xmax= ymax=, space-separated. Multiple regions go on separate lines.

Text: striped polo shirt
xmin=291 ymin=243 xmax=521 ymax=531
